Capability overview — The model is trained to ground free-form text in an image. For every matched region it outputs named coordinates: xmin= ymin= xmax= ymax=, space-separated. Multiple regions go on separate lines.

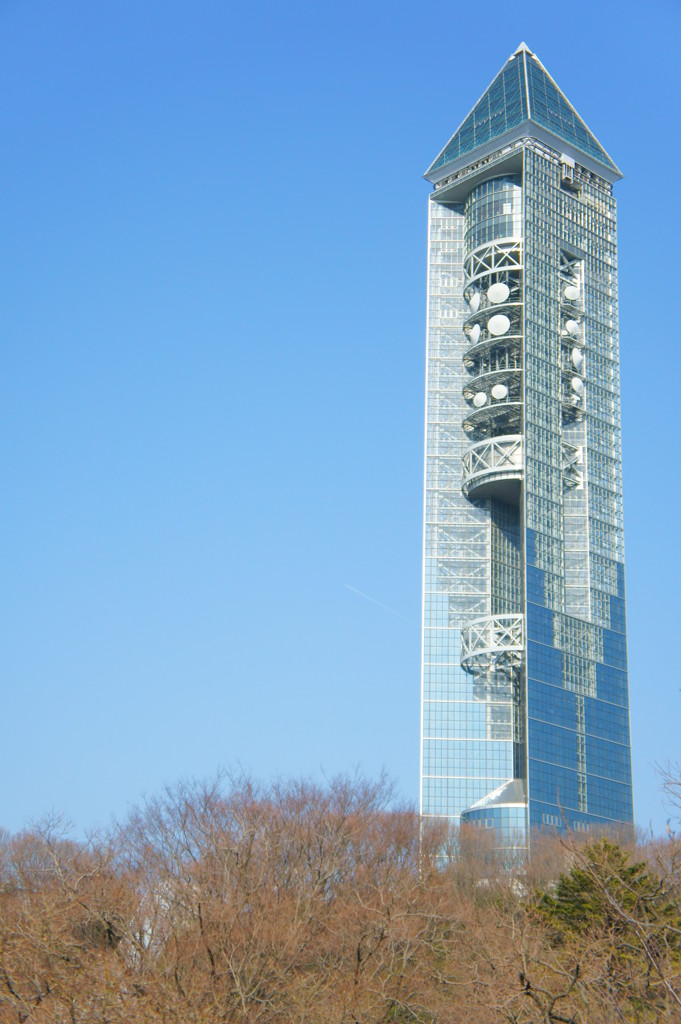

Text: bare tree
xmin=2 ymin=775 xmax=681 ymax=1023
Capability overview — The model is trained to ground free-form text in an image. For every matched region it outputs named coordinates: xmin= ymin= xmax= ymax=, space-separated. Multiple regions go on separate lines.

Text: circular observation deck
xmin=462 ymin=434 xmax=523 ymax=502
xmin=463 ymin=238 xmax=523 ymax=296
xmin=460 ymin=614 xmax=524 ymax=675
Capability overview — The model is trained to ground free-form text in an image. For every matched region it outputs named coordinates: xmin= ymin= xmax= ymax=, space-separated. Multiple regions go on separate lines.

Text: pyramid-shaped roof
xmin=426 ymin=43 xmax=620 ymax=179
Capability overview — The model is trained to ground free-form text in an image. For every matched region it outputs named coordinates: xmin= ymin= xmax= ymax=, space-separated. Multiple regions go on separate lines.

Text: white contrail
xmin=344 ymin=584 xmax=415 ymax=625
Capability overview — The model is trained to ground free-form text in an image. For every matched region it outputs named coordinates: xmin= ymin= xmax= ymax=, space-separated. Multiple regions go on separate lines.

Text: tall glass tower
xmin=420 ymin=43 xmax=633 ymax=850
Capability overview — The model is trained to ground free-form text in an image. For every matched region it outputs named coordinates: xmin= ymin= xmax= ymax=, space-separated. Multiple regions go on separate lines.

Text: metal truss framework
xmin=460 ymin=613 xmax=525 ymax=674
xmin=559 ymin=250 xmax=586 ymax=423
xmin=561 ymin=440 xmax=584 ymax=489
xmin=462 ymin=238 xmax=525 ymax=444
xmin=462 ymin=434 xmax=523 ymax=498
xmin=464 ymin=239 xmax=523 ymax=290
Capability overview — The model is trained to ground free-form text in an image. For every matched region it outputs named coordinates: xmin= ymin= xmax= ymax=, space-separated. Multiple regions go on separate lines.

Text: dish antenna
xmin=488 ymin=314 xmax=510 ymax=336
xmin=487 ymin=282 xmax=510 ymax=304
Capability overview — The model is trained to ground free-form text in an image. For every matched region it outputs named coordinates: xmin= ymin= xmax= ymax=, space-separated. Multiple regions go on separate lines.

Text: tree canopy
xmin=0 ymin=773 xmax=679 ymax=1023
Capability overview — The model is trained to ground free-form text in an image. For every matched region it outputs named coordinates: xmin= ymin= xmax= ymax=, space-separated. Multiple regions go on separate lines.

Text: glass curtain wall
xmin=421 ymin=181 xmax=525 ymax=847
xmin=524 ymin=148 xmax=633 ymax=830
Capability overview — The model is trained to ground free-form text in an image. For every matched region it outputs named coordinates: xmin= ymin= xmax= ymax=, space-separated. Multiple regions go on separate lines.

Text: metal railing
xmin=462 ymin=434 xmax=523 ymax=497
xmin=461 ymin=613 xmax=524 ymax=673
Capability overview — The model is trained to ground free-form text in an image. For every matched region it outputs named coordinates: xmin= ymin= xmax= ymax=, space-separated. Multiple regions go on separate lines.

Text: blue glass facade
xmin=420 ymin=44 xmax=633 ymax=851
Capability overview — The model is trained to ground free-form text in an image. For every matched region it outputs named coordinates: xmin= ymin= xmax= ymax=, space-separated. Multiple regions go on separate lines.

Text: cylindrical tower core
xmin=461 ymin=175 xmax=524 ymax=502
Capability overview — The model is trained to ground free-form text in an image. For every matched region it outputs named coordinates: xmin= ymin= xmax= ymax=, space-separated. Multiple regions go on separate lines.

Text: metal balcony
xmin=461 ymin=434 xmax=523 ymax=501
xmin=460 ymin=613 xmax=525 ymax=674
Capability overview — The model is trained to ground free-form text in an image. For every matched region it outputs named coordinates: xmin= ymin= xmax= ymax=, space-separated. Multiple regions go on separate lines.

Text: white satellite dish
xmin=572 ymin=347 xmax=584 ymax=371
xmin=491 ymin=383 xmax=508 ymax=401
xmin=564 ymin=284 xmax=580 ymax=301
xmin=566 ymin=319 xmax=580 ymax=338
xmin=469 ymin=323 xmax=481 ymax=344
xmin=487 ymin=313 xmax=511 ymax=336
xmin=571 ymin=377 xmax=585 ymax=395
xmin=469 ymin=290 xmax=481 ymax=312
xmin=473 ymin=392 xmax=487 ymax=408
xmin=487 ymin=282 xmax=510 ymax=304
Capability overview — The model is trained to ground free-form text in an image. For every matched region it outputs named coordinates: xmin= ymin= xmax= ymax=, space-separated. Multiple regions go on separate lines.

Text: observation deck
xmin=460 ymin=613 xmax=525 ymax=674
xmin=462 ymin=434 xmax=523 ymax=501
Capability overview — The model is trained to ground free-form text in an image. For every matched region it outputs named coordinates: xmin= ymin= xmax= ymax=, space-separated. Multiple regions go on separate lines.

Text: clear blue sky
xmin=0 ymin=0 xmax=678 ymax=836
